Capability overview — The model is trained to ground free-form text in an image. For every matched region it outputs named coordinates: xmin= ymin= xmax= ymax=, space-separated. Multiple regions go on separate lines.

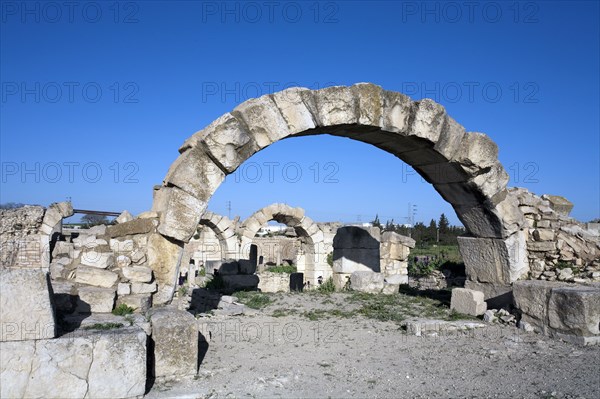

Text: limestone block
xmin=527 ymin=241 xmax=556 ymax=252
xmin=450 ymin=288 xmax=487 ymax=316
xmin=384 ymin=274 xmax=408 ymax=285
xmin=131 ymin=282 xmax=158 ymax=294
xmin=333 ymin=226 xmax=380 ymax=249
xmin=352 ymin=83 xmax=384 ymax=126
xmin=107 ymin=217 xmax=156 ymax=238
xmin=116 ymin=255 xmax=132 ymax=268
xmin=272 ymin=87 xmax=317 ymax=134
xmin=548 ymin=285 xmax=600 ymax=336
xmin=0 ymin=269 xmax=56 ymax=342
xmin=458 ymin=230 xmax=528 ymax=285
xmin=434 ymin=115 xmax=467 ymax=160
xmin=117 ymin=294 xmax=152 ymax=313
xmin=333 ymin=249 xmax=380 ymax=273
xmin=312 ymin=86 xmax=358 ymax=126
xmin=149 ymin=307 xmax=198 ymax=379
xmin=409 ymin=98 xmax=447 ymax=144
xmin=381 ymin=89 xmax=413 ymax=133
xmin=122 ymin=265 xmax=153 ymax=283
xmin=147 ymin=233 xmax=183 ymax=305
xmin=382 ymin=282 xmax=400 ymax=295
xmin=464 ymin=280 xmax=513 ymax=309
xmin=381 ymin=231 xmax=416 ymax=248
xmin=110 ymin=238 xmax=135 ymax=253
xmin=52 ymin=241 xmax=74 ymax=257
xmin=512 ymin=280 xmax=567 ymax=330
xmin=222 ymin=274 xmax=260 ymax=292
xmin=157 ymin=186 xmax=207 ymax=242
xmin=542 ymin=194 xmax=574 ymax=216
xmin=115 ymin=210 xmax=134 ymax=224
xmin=533 ymin=229 xmax=555 ymax=241
xmin=454 ymin=132 xmax=499 ymax=175
xmin=0 ymin=327 xmax=146 ymax=399
xmin=350 ymin=271 xmax=384 ymax=293
xmin=232 ymin=94 xmax=290 ymax=148
xmin=80 ymin=250 xmax=114 ymax=269
xmin=77 ymin=286 xmax=115 ymax=313
xmin=117 ymin=283 xmax=131 ymax=296
xmin=75 ymin=266 xmax=119 ymax=288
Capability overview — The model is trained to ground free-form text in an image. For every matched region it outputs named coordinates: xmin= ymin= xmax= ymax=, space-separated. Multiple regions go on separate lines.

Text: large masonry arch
xmin=150 ymin=83 xmax=529 ymax=302
xmin=238 ymin=203 xmax=331 ymax=284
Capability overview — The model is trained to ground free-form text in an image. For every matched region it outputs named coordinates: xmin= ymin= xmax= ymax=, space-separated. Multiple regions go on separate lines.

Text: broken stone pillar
xmin=149 ymin=307 xmax=199 ymax=380
xmin=380 ymin=231 xmax=415 ymax=285
xmin=450 ymin=288 xmax=487 ymax=316
xmin=147 ymin=233 xmax=184 ymax=305
xmin=458 ymin=230 xmax=528 ymax=307
xmin=0 ymin=269 xmax=56 ymax=342
xmin=332 ymin=226 xmax=381 ymax=289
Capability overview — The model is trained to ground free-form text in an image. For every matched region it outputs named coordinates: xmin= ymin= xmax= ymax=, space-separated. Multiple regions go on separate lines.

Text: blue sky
xmin=1 ymin=1 xmax=598 ymax=226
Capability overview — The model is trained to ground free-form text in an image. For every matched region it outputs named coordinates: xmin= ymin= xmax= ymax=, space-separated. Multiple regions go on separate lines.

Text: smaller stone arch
xmin=238 ymin=203 xmax=330 ymax=284
xmin=196 ymin=211 xmax=239 ymax=260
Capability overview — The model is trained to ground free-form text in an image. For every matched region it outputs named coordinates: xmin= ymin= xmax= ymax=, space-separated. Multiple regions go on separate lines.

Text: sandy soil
xmin=146 ymin=293 xmax=600 ymax=399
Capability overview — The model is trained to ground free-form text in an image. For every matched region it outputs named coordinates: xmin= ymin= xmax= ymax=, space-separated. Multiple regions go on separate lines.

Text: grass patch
xmin=112 ymin=303 xmax=134 ymax=316
xmin=234 ymin=291 xmax=272 ymax=309
xmin=83 ymin=322 xmax=123 ymax=330
xmin=272 ymin=308 xmax=298 ymax=317
xmin=266 ymin=265 xmax=297 ymax=274
xmin=302 ymin=308 xmax=354 ymax=321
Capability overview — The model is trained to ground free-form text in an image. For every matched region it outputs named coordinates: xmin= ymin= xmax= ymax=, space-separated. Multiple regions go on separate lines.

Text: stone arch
xmin=150 ymin=83 xmax=528 ymax=299
xmin=238 ymin=203 xmax=330 ymax=284
xmin=195 ymin=211 xmax=238 ymax=260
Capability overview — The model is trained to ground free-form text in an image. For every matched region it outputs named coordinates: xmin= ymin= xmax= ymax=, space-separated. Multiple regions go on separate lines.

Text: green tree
xmin=81 ymin=214 xmax=108 ymax=227
xmin=372 ymin=214 xmax=382 ymax=229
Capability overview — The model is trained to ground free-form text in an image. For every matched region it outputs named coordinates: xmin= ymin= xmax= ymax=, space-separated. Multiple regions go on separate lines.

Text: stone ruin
xmin=1 ymin=83 xmax=599 ymax=397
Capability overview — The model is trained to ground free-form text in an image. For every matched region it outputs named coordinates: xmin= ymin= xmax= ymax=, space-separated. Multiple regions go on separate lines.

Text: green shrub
xmin=205 ymin=275 xmax=225 ymax=290
xmin=317 ymin=277 xmax=336 ymax=293
xmin=112 ymin=303 xmax=135 ymax=316
xmin=326 ymin=252 xmax=333 ymax=267
xmin=234 ymin=291 xmax=272 ymax=309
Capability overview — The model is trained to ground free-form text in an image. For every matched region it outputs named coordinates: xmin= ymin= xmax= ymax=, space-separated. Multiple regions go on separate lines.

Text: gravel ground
xmin=146 ymin=292 xmax=600 ymax=399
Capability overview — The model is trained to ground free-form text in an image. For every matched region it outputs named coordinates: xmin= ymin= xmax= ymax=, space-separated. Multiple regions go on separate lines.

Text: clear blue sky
xmin=1 ymin=1 xmax=598 ymax=226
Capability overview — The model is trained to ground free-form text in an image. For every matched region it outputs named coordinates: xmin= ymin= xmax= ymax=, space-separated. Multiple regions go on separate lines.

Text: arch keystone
xmin=313 ymin=86 xmax=359 ymax=126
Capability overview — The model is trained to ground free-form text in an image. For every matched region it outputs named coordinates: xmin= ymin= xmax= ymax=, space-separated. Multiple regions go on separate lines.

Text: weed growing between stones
xmin=234 ymin=291 xmax=273 ymax=309
xmin=112 ymin=303 xmax=135 ymax=316
xmin=83 ymin=322 xmax=124 ymax=330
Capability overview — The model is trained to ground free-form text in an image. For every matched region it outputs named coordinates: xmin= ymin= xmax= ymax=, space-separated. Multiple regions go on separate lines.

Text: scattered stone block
xmin=107 ymin=218 xmax=156 ymax=238
xmin=149 ymin=307 xmax=198 ymax=379
xmin=75 ymin=266 xmax=119 ymax=288
xmin=385 ymin=274 xmax=408 ymax=285
xmin=0 ymin=269 xmax=56 ymax=342
xmin=116 ymin=210 xmax=134 ymax=224
xmin=350 ymin=271 xmax=384 ymax=293
xmin=131 ymin=282 xmax=158 ymax=294
xmin=548 ymin=285 xmax=600 ymax=336
xmin=79 ymin=250 xmax=114 ymax=269
xmin=382 ymin=282 xmax=399 ymax=294
xmin=450 ymin=288 xmax=487 ymax=316
xmin=77 ymin=286 xmax=115 ymax=313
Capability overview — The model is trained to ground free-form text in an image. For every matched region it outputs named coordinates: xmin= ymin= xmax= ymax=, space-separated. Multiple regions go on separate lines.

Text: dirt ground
xmin=146 ymin=292 xmax=600 ymax=399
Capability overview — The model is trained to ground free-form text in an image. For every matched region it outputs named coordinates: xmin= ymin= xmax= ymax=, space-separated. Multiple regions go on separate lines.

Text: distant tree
xmin=81 ymin=214 xmax=108 ymax=227
xmin=590 ymin=218 xmax=600 ymax=223
xmin=438 ymin=213 xmax=450 ymax=233
xmin=371 ymin=214 xmax=382 ymax=229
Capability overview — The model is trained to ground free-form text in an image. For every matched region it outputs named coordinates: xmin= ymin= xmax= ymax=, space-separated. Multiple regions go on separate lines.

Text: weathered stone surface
xmin=149 ymin=307 xmax=198 ymax=379
xmin=333 ymin=249 xmax=381 ymax=273
xmin=333 ymin=272 xmax=352 ymax=290
xmin=542 ymin=194 xmax=574 ymax=216
xmin=131 ymin=282 xmax=157 ymax=294
xmin=116 ymin=254 xmax=132 ymax=268
xmin=381 ymin=231 xmax=416 ymax=248
xmin=222 ymin=274 xmax=260 ymax=291
xmin=409 ymin=99 xmax=447 ymax=144
xmin=312 ymin=86 xmax=358 ymax=126
xmin=350 ymin=271 xmax=384 ymax=293
xmin=458 ymin=231 xmax=528 ymax=285
xmin=117 ymin=294 xmax=152 ymax=313
xmin=548 ymin=285 xmax=600 ymax=336
xmin=80 ymin=250 xmax=114 ymax=269
xmin=107 ymin=217 xmax=156 ymax=238
xmin=382 ymin=282 xmax=400 ymax=294
xmin=147 ymin=233 xmax=183 ymax=305
xmin=464 ymin=280 xmax=513 ymax=309
xmin=450 ymin=288 xmax=487 ymax=316
xmin=122 ymin=265 xmax=153 ymax=283
xmin=75 ymin=266 xmax=119 ymax=288
xmin=0 ymin=269 xmax=56 ymax=342
xmin=157 ymin=186 xmax=207 ymax=242
xmin=110 ymin=238 xmax=135 ymax=253
xmin=216 ymin=260 xmax=240 ymax=275
xmin=0 ymin=327 xmax=146 ymax=399
xmin=117 ymin=282 xmax=131 ymax=296
xmin=385 ymin=274 xmax=408 ymax=285
xmin=272 ymin=87 xmax=317 ymax=135
xmin=333 ymin=226 xmax=381 ymax=248
xmin=77 ymin=286 xmax=115 ymax=313
xmin=115 ymin=210 xmax=134 ymax=224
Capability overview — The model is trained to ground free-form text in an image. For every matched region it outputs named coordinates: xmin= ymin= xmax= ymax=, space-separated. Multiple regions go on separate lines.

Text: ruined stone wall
xmin=511 ymin=188 xmax=600 ymax=282
xmin=253 ymin=236 xmax=299 ymax=266
xmin=257 ymin=271 xmax=290 ymax=292
xmin=0 ymin=203 xmax=73 ymax=270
